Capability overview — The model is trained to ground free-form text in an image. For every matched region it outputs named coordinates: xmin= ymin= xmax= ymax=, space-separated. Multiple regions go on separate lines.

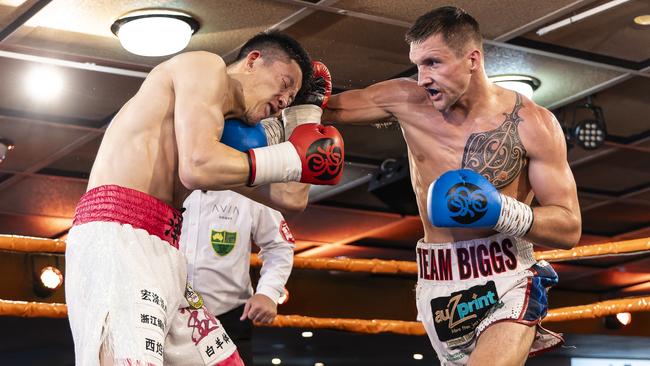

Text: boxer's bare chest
xmin=401 ymin=93 xmax=528 ymax=193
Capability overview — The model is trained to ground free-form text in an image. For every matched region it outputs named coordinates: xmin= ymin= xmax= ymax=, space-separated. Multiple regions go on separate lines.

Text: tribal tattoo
xmin=461 ymin=93 xmax=528 ymax=189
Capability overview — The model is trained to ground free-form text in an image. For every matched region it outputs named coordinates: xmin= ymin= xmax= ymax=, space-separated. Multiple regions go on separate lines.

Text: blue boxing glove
xmin=427 ymin=169 xmax=534 ymax=237
xmin=221 ymin=118 xmax=268 ymax=152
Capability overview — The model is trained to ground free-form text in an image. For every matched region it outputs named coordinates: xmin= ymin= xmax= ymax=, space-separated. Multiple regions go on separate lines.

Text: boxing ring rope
xmin=2 ymin=296 xmax=650 ymax=335
xmin=2 ymin=235 xmax=650 ymax=335
xmin=3 ymin=235 xmax=649 ymax=275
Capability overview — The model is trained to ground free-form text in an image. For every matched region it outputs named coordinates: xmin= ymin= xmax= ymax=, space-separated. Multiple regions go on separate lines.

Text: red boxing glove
xmin=247 ymin=123 xmax=344 ymax=186
xmin=305 ymin=61 xmax=332 ymax=109
xmin=289 ymin=123 xmax=343 ymax=184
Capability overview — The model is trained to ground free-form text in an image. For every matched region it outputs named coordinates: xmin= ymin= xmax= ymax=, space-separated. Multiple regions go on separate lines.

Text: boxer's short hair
xmin=237 ymin=31 xmax=312 ymax=103
xmin=405 ymin=6 xmax=482 ymax=56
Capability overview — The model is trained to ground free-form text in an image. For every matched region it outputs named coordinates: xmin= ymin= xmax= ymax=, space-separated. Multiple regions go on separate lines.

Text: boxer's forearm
xmin=525 ymin=205 xmax=581 ymax=250
xmin=233 ymin=182 xmax=309 ymax=214
xmin=178 ymin=142 xmax=251 ymax=190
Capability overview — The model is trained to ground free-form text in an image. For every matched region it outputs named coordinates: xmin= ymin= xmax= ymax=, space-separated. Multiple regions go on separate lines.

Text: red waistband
xmin=73 ymin=185 xmax=183 ymax=248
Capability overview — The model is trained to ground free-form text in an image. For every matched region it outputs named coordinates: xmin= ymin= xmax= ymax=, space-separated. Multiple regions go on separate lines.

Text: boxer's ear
xmin=245 ymin=50 xmax=262 ymax=71
xmin=468 ymin=49 xmax=481 ymax=73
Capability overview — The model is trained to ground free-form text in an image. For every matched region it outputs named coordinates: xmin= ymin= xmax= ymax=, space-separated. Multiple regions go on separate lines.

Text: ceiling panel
xmin=283 ymin=10 xmax=412 ymax=89
xmin=0 ymin=1 xmax=25 ymax=29
xmin=581 ymin=201 xmax=650 ymax=236
xmin=44 ymin=135 xmax=102 ymax=175
xmin=0 ymin=55 xmax=143 ymax=122
xmin=590 ymin=76 xmax=650 ymax=138
xmin=523 ymin=0 xmax=650 ymax=63
xmin=0 ymin=176 xmax=85 ymax=217
xmin=484 ymin=44 xmax=624 ymax=108
xmin=334 ymin=0 xmax=589 ymax=39
xmin=5 ymin=0 xmax=302 ymax=66
xmin=0 ymin=117 xmax=90 ymax=171
xmin=572 ymin=149 xmax=650 ymax=193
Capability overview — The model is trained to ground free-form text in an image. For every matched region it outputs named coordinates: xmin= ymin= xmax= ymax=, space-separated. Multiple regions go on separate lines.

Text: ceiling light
xmin=24 ymin=66 xmax=64 ymax=100
xmin=634 ymin=15 xmax=650 ymax=25
xmin=314 ymin=363 xmax=325 ymax=366
xmin=568 ymin=99 xmax=607 ymax=151
xmin=301 ymin=331 xmax=313 ymax=338
xmin=489 ymin=75 xmax=541 ymax=99
xmin=272 ymin=358 xmax=282 ymax=365
xmin=111 ymin=9 xmax=200 ymax=57
xmin=0 ymin=137 xmax=15 ymax=164
xmin=536 ymin=0 xmax=631 ymax=36
xmin=413 ymin=353 xmax=424 ymax=360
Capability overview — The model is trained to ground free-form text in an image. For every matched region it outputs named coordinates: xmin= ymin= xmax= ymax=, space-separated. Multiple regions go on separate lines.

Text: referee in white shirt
xmin=180 ymin=189 xmax=295 ymax=365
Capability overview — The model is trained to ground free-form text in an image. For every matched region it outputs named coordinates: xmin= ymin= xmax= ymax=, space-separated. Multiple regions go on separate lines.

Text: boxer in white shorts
xmin=64 ymin=32 xmax=343 ymax=365
xmin=66 ymin=185 xmax=239 ymax=365
xmin=323 ymin=6 xmax=581 ymax=364
xmin=415 ymin=234 xmax=562 ymax=364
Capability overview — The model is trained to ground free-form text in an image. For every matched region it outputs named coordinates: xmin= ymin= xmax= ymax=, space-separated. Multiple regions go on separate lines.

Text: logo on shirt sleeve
xmin=279 ymin=220 xmax=295 ymax=243
xmin=210 ymin=229 xmax=237 ymax=256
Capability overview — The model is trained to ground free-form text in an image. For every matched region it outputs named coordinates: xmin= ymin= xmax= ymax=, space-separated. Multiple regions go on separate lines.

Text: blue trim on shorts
xmin=522 ymin=263 xmax=559 ymax=322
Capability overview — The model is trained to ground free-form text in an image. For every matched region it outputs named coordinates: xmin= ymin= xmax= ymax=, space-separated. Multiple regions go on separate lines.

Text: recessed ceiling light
xmin=301 ymin=331 xmax=313 ymax=338
xmin=111 ymin=9 xmax=199 ymax=57
xmin=413 ymin=353 xmax=424 ymax=360
xmin=271 ymin=358 xmax=282 ymax=365
xmin=314 ymin=363 xmax=325 ymax=366
xmin=634 ymin=15 xmax=650 ymax=25
xmin=24 ymin=66 xmax=64 ymax=100
xmin=488 ymin=75 xmax=541 ymax=99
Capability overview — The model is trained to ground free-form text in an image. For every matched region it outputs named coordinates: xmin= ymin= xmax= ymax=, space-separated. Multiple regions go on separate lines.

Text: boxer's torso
xmin=87 ymin=59 xmax=232 ymax=208
xmin=390 ymin=80 xmax=534 ymax=243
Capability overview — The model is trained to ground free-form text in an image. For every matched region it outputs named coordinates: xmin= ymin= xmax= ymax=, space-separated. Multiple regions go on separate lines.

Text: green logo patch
xmin=210 ymin=229 xmax=237 ymax=256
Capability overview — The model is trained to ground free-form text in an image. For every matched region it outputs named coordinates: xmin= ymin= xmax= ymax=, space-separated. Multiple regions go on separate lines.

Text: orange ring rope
xmin=3 ymin=235 xmax=650 ymax=275
xmin=2 ymin=296 xmax=650 ymax=335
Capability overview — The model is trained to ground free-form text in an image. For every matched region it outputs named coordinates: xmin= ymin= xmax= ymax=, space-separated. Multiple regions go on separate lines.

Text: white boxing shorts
xmin=65 ymin=185 xmax=243 ymax=366
xmin=415 ymin=233 xmax=563 ymax=365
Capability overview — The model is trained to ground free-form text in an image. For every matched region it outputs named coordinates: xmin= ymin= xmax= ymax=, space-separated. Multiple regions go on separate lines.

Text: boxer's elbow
xmin=178 ymin=160 xmax=204 ymax=190
xmin=557 ymin=211 xmax=582 ymax=250
xmin=565 ymin=213 xmax=582 ymax=249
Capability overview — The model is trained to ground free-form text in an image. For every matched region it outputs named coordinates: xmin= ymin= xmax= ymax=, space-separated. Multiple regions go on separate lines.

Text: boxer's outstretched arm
xmin=523 ymin=108 xmax=581 ymax=249
xmin=170 ymin=52 xmax=252 ymax=190
xmin=323 ymin=78 xmax=415 ymax=125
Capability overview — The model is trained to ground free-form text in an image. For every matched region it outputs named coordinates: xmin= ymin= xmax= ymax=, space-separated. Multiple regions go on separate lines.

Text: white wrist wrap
xmin=282 ymin=104 xmax=323 ymax=137
xmin=261 ymin=117 xmax=285 ymax=145
xmin=249 ymin=142 xmax=302 ymax=185
xmin=494 ymin=194 xmax=534 ymax=237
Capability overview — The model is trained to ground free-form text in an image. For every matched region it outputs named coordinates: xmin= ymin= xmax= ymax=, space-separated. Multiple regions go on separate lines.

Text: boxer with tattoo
xmin=323 ymin=6 xmax=581 ymax=365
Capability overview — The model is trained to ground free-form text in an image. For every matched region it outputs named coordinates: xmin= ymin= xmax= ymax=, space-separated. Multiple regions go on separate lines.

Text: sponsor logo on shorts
xmin=210 ymin=229 xmax=237 ymax=256
xmin=430 ymin=281 xmax=500 ymax=348
xmin=417 ymin=239 xmax=518 ymax=281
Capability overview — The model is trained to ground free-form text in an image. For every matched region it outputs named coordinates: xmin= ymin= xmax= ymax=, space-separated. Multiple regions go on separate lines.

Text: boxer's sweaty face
xmin=245 ymin=58 xmax=301 ymax=124
xmin=409 ymin=34 xmax=472 ymax=113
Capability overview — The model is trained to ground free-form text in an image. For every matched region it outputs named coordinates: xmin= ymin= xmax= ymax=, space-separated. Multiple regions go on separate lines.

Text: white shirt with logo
xmin=180 ymin=190 xmax=295 ymax=316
